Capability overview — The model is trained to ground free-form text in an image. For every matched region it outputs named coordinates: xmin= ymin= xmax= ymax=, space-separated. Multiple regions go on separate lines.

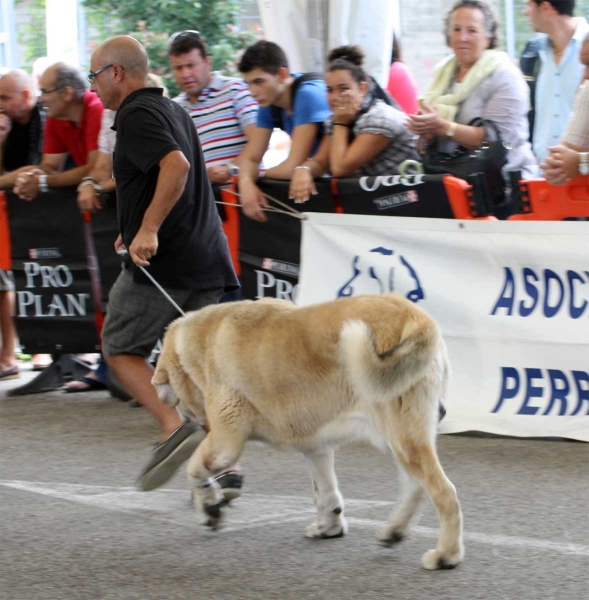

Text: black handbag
xmin=422 ymin=118 xmax=509 ymax=209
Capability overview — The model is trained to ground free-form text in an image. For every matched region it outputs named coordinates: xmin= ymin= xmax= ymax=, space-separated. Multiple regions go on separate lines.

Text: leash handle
xmin=117 ymin=249 xmax=187 ymax=317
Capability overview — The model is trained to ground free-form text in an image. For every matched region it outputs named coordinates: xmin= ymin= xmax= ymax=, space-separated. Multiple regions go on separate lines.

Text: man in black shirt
xmin=89 ymin=35 xmax=239 ymax=491
xmin=0 ymin=70 xmax=45 ymax=381
xmin=0 ymin=69 xmax=45 ymax=190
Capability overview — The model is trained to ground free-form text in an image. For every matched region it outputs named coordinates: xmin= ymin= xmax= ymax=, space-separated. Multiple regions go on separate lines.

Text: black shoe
xmin=136 ymin=423 xmax=206 ymax=492
xmin=215 ymin=470 xmax=244 ymax=503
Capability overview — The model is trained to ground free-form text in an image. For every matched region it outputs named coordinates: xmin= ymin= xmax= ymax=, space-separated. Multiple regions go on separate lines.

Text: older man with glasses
xmin=8 ymin=62 xmax=103 ymax=202
xmin=88 ymin=35 xmax=238 ymax=493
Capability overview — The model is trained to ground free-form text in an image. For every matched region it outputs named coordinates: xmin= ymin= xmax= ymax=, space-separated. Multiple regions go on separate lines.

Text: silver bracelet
xmin=294 ymin=165 xmax=312 ymax=172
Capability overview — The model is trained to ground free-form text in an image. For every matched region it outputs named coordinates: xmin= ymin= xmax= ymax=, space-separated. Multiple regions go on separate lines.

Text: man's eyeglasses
xmin=39 ymin=86 xmax=63 ymax=95
xmin=87 ymin=64 xmax=116 ymax=83
xmin=167 ymin=30 xmax=202 ymax=46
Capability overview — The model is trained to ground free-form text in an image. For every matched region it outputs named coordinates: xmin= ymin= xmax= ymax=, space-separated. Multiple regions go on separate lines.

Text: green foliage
xmin=82 ymin=0 xmax=259 ymax=96
xmin=15 ymin=0 xmax=47 ymax=70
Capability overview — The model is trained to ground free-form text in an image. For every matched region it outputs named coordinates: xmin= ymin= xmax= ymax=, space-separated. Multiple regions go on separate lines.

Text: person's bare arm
xmin=13 ymin=152 xmax=100 ymax=200
xmin=77 ymin=151 xmax=115 ymax=212
xmin=329 ymin=130 xmax=390 ymax=178
xmin=288 ymin=134 xmax=330 ymax=203
xmin=237 ymin=127 xmax=274 ymax=222
xmin=264 ymin=122 xmax=321 ymax=180
xmin=128 ymin=150 xmax=190 ymax=266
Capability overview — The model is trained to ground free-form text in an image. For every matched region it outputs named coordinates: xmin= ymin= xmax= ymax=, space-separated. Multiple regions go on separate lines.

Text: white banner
xmin=298 ymin=213 xmax=589 ymax=441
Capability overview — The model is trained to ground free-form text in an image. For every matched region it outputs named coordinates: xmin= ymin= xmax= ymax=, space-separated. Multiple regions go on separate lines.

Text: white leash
xmin=117 ymin=250 xmax=187 ymax=317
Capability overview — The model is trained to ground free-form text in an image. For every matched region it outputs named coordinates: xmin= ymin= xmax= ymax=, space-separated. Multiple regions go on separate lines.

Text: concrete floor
xmin=1 ymin=368 xmax=588 ymax=600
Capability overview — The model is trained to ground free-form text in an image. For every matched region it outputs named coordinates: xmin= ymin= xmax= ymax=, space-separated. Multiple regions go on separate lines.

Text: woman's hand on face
xmin=333 ymin=90 xmax=359 ymax=125
xmin=289 ymin=167 xmax=316 ymax=204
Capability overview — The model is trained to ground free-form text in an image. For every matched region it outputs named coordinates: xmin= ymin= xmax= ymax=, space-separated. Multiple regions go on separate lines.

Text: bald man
xmin=0 ymin=70 xmax=44 ymax=188
xmin=0 ymin=70 xmax=46 ymax=380
xmin=89 ymin=36 xmax=238 ymax=492
xmin=9 ymin=62 xmax=103 ymax=201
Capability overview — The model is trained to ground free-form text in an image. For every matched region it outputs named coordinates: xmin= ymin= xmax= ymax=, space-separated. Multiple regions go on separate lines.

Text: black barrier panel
xmin=240 ymin=251 xmax=299 ymax=302
xmin=238 ymin=178 xmax=335 ymax=300
xmin=6 ymin=191 xmax=100 ymax=353
xmin=336 ymin=174 xmax=455 ymax=218
xmin=89 ymin=192 xmax=123 ymax=305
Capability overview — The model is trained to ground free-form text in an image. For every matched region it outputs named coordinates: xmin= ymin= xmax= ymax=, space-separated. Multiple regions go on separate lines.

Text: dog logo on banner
xmin=337 ymin=247 xmax=425 ymax=303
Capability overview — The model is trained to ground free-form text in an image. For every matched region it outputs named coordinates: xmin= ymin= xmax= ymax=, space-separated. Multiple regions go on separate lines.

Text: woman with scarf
xmin=407 ymin=0 xmax=537 ymax=192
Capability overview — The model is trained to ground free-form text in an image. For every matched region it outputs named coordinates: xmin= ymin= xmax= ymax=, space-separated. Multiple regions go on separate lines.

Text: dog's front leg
xmin=304 ymin=450 xmax=348 ymax=539
xmin=186 ymin=437 xmax=226 ymax=529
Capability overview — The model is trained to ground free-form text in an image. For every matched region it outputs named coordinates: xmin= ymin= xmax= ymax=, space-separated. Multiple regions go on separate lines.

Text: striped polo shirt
xmin=173 ymin=72 xmax=258 ymax=167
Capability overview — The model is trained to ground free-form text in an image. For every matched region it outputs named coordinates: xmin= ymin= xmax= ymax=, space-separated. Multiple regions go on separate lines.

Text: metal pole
xmin=504 ymin=0 xmax=516 ymax=61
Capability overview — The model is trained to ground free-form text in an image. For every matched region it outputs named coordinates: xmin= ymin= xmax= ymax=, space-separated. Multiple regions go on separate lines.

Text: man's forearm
xmin=238 ymin=158 xmax=260 ymax=183
xmin=46 ymin=164 xmax=92 ymax=189
xmin=0 ymin=165 xmax=36 ymax=190
xmin=264 ymin=160 xmax=298 ymax=180
xmin=142 ymin=156 xmax=190 ymax=233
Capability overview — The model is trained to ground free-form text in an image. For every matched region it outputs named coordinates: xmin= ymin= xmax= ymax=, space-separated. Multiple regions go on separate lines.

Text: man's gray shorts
xmin=0 ymin=270 xmax=15 ymax=292
xmin=101 ymin=267 xmax=224 ymax=357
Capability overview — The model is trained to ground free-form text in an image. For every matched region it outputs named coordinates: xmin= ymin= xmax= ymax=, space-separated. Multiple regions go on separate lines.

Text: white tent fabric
xmin=257 ymin=0 xmax=398 ymax=86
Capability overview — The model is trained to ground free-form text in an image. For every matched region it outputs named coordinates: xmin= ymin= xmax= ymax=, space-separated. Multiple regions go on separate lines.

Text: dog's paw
xmin=305 ymin=518 xmax=348 ymax=539
xmin=377 ymin=525 xmax=406 ymax=546
xmin=421 ymin=546 xmax=464 ymax=570
xmin=203 ymin=501 xmax=225 ymax=530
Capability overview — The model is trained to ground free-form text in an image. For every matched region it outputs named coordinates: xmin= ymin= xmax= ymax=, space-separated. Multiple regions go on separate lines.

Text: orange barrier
xmin=0 ymin=192 xmax=11 ymax=270
xmin=221 ymin=183 xmax=241 ymax=276
xmin=508 ymin=176 xmax=589 ymax=221
xmin=442 ymin=175 xmax=497 ymax=220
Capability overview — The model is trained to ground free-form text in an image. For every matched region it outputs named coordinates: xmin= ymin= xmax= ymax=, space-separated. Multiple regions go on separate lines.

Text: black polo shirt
xmin=2 ymin=104 xmax=44 ymax=172
xmin=112 ymin=87 xmax=238 ymax=291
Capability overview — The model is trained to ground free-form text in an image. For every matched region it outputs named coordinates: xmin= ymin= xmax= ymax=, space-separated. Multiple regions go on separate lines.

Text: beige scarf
xmin=421 ymin=49 xmax=513 ymax=121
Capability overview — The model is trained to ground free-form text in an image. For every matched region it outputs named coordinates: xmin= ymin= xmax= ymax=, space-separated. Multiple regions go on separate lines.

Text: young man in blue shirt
xmin=236 ymin=41 xmax=331 ymax=222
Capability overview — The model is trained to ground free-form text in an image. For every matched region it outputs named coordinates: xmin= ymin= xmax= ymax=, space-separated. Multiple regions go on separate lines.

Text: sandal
xmin=0 ymin=365 xmax=20 ymax=381
xmin=64 ymin=376 xmax=108 ymax=393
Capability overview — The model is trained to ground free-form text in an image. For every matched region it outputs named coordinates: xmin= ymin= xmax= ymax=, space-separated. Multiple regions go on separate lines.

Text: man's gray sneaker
xmin=137 ymin=422 xmax=206 ymax=492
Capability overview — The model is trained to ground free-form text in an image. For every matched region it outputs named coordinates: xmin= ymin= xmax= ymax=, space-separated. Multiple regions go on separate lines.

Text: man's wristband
xmin=333 ymin=122 xmax=351 ymax=127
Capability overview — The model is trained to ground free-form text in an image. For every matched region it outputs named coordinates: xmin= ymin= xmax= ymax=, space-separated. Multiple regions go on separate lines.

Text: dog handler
xmin=88 ymin=35 xmax=239 ymax=490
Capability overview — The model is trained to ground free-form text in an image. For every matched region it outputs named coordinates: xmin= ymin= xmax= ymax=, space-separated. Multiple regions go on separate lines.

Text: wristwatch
xmin=579 ymin=152 xmax=589 ymax=176
xmin=38 ymin=173 xmax=48 ymax=193
xmin=445 ymin=121 xmax=457 ymax=139
xmin=228 ymin=163 xmax=240 ymax=177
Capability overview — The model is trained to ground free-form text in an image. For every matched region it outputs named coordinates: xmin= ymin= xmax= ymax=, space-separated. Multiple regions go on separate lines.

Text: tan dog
xmin=152 ymin=293 xmax=464 ymax=570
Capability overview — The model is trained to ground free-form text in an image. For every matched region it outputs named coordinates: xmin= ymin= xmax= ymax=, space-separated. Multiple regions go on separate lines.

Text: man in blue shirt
xmin=236 ymin=41 xmax=331 ymax=222
xmin=523 ymin=0 xmax=589 ymax=163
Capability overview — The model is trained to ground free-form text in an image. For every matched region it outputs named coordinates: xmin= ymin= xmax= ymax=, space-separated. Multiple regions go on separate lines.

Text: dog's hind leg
xmin=186 ymin=425 xmax=247 ymax=530
xmin=378 ymin=398 xmax=463 ymax=570
xmin=303 ymin=450 xmax=348 ymax=539
xmin=377 ymin=466 xmax=424 ymax=546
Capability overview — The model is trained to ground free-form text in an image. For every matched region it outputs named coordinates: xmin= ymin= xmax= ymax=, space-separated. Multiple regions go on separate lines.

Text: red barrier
xmin=0 ymin=192 xmax=11 ymax=270
xmin=508 ymin=176 xmax=589 ymax=221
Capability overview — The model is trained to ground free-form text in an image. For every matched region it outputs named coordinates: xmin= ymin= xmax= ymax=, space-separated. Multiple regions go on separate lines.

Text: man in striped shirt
xmin=168 ymin=30 xmax=258 ymax=186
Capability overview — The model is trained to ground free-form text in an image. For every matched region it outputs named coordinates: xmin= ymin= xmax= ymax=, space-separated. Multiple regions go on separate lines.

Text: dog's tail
xmin=339 ymin=316 xmax=442 ymax=404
